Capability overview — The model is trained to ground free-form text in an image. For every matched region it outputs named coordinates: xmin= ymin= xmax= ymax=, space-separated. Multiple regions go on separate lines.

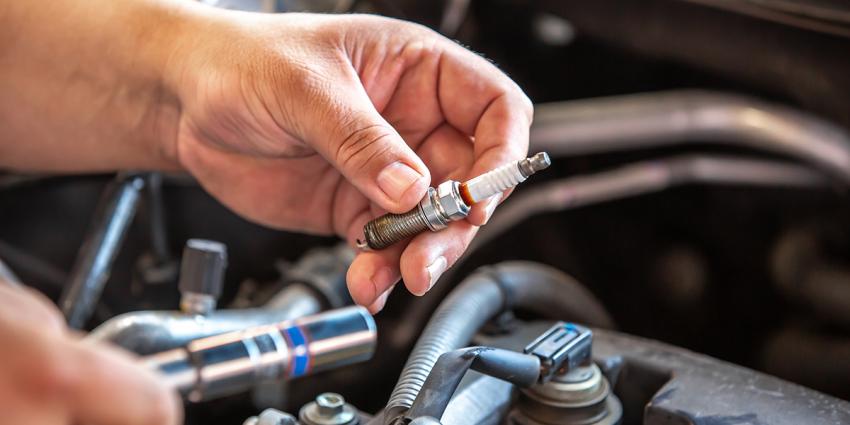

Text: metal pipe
xmin=531 ymin=90 xmax=850 ymax=183
xmin=0 ymin=257 xmax=22 ymax=286
xmin=144 ymin=306 xmax=377 ymax=402
xmin=60 ymin=173 xmax=146 ymax=328
xmin=88 ymin=283 xmax=323 ymax=355
xmin=88 ymin=244 xmax=354 ymax=354
xmin=472 ymin=155 xmax=827 ymax=252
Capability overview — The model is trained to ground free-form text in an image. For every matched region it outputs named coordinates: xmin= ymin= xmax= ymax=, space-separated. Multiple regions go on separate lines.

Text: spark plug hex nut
xmin=435 ymin=180 xmax=471 ymax=223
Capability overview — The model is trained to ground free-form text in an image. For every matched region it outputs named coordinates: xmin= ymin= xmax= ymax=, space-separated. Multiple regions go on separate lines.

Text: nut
xmin=435 ymin=181 xmax=470 ymax=221
xmin=316 ymin=393 xmax=345 ymax=416
xmin=299 ymin=392 xmax=358 ymax=425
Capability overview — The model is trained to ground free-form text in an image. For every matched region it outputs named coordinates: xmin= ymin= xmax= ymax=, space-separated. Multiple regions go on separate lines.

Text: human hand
xmin=166 ymin=10 xmax=532 ymax=311
xmin=0 ymin=284 xmax=181 ymax=425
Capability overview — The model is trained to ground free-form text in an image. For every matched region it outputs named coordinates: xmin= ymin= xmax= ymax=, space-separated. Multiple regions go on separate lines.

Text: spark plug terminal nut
xmin=358 ymin=153 xmax=551 ymax=250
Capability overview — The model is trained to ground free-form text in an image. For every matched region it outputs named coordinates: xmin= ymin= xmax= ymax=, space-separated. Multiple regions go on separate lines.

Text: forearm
xmin=0 ymin=0 xmax=196 ymax=172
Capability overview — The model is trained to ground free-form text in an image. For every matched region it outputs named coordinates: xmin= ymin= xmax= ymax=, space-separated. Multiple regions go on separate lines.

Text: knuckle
xmin=334 ymin=121 xmax=396 ymax=173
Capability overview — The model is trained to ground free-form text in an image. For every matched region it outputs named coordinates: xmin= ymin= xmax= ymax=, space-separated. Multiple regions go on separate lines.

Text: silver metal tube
xmin=471 ymin=155 xmax=827 ymax=253
xmin=144 ymin=306 xmax=377 ymax=402
xmin=0 ymin=257 xmax=22 ymax=287
xmin=531 ymin=90 xmax=850 ymax=183
xmin=88 ymin=244 xmax=354 ymax=355
xmin=60 ymin=173 xmax=146 ymax=328
xmin=87 ymin=284 xmax=322 ymax=355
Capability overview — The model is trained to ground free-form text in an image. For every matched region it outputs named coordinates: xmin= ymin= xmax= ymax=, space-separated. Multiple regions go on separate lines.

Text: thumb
xmin=305 ymin=86 xmax=430 ymax=213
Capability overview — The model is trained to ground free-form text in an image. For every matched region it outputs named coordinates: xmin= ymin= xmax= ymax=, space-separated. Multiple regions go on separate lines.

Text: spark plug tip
xmin=519 ymin=152 xmax=552 ymax=177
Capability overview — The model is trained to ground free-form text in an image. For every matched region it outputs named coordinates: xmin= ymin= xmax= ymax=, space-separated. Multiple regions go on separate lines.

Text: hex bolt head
xmin=316 ymin=393 xmax=345 ymax=416
xmin=299 ymin=392 xmax=358 ymax=425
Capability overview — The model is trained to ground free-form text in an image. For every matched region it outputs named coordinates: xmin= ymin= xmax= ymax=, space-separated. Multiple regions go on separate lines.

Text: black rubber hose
xmin=383 ymin=261 xmax=612 ymax=424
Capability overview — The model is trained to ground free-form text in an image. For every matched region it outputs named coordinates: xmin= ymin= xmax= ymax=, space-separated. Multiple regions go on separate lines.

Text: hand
xmin=167 ymin=11 xmax=532 ymax=311
xmin=0 ymin=284 xmax=180 ymax=425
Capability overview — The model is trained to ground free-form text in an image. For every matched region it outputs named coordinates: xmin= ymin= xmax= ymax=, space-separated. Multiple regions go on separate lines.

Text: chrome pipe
xmin=531 ymin=90 xmax=850 ymax=183
xmin=145 ymin=306 xmax=377 ymax=402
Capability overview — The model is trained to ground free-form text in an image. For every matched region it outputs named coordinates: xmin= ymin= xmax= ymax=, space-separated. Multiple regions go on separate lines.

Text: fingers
xmin=302 ymin=69 xmax=431 ymax=214
xmin=347 ymin=245 xmax=403 ymax=310
xmin=68 ymin=340 xmax=182 ymax=425
xmin=0 ymin=286 xmax=182 ymax=425
xmin=345 ymin=125 xmax=474 ymax=309
xmin=436 ymin=46 xmax=533 ymax=225
xmin=400 ymin=221 xmax=479 ymax=296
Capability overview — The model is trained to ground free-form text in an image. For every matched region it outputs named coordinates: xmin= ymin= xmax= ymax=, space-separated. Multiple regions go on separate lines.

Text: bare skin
xmin=0 ymin=1 xmax=532 ymax=423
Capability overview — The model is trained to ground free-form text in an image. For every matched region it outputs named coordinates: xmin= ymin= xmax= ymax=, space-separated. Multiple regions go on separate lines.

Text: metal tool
xmin=357 ymin=153 xmax=552 ymax=250
xmin=144 ymin=306 xmax=377 ymax=402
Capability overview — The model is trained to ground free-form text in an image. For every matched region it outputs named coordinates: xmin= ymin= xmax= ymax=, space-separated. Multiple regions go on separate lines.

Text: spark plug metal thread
xmin=357 ymin=153 xmax=551 ymax=250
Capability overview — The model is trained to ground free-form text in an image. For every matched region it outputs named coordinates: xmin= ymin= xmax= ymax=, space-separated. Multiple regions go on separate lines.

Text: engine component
xmin=530 ymin=91 xmax=850 ymax=184
xmin=357 ymin=153 xmax=551 ymax=250
xmin=59 ymin=173 xmax=147 ymax=328
xmin=88 ymin=244 xmax=355 ymax=355
xmin=243 ymin=409 xmax=298 ymax=425
xmin=0 ymin=256 xmax=21 ymax=286
xmin=468 ymin=155 xmax=828 ymax=253
xmin=510 ymin=363 xmax=622 ymax=425
xmin=299 ymin=393 xmax=359 ymax=425
xmin=524 ymin=323 xmax=592 ymax=383
xmin=383 ymin=262 xmax=613 ymax=425
xmin=403 ymin=323 xmax=594 ymax=424
xmin=144 ymin=306 xmax=377 ymax=402
xmin=178 ymin=239 xmax=227 ymax=315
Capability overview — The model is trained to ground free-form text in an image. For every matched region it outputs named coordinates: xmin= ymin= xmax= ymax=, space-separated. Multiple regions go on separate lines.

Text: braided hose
xmin=383 ymin=262 xmax=614 ymax=424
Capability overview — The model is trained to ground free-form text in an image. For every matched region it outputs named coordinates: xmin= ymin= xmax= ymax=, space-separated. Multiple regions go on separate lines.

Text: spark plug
xmin=357 ymin=152 xmax=551 ymax=250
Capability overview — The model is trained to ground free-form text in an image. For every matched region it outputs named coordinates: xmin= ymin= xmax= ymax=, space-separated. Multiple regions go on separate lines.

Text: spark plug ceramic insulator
xmin=357 ymin=152 xmax=551 ymax=251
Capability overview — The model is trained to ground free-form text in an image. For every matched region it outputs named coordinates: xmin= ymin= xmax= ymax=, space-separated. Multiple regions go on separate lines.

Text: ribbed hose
xmin=383 ymin=262 xmax=613 ymax=424
xmin=363 ymin=208 xmax=430 ymax=250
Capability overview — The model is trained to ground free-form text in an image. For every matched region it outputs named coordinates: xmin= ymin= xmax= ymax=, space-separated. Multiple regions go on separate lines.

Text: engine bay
xmin=2 ymin=0 xmax=850 ymax=424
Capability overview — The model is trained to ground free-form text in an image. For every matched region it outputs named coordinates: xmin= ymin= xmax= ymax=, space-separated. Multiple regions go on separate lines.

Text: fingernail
xmin=377 ymin=161 xmax=424 ymax=201
xmin=424 ymin=256 xmax=448 ymax=294
xmin=369 ymin=287 xmax=393 ymax=314
xmin=482 ymin=193 xmax=503 ymax=225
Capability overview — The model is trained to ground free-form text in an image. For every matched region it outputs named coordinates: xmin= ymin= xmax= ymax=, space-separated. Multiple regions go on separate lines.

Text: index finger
xmin=437 ymin=42 xmax=533 ymax=224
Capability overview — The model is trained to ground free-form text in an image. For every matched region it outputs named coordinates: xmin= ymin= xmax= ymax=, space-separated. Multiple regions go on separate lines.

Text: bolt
xmin=299 ymin=392 xmax=357 ymax=425
xmin=357 ymin=152 xmax=552 ymax=250
xmin=316 ymin=393 xmax=345 ymax=416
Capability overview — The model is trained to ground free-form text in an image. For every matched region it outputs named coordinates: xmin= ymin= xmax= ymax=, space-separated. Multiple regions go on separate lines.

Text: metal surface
xmin=243 ymin=409 xmax=298 ymax=425
xmin=531 ymin=91 xmax=850 ymax=183
xmin=299 ymin=393 xmax=359 ymax=425
xmin=482 ymin=321 xmax=850 ymax=425
xmin=144 ymin=306 xmax=377 ymax=402
xmin=359 ymin=153 xmax=551 ymax=250
xmin=178 ymin=239 xmax=228 ymax=315
xmin=512 ymin=364 xmax=622 ymax=425
xmin=0 ymin=256 xmax=22 ymax=286
xmin=88 ymin=283 xmax=322 ymax=355
xmin=59 ymin=173 xmax=146 ymax=328
xmin=279 ymin=244 xmax=354 ymax=309
xmin=470 ymin=155 xmax=827 ymax=253
xmin=90 ymin=245 xmax=355 ymax=355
